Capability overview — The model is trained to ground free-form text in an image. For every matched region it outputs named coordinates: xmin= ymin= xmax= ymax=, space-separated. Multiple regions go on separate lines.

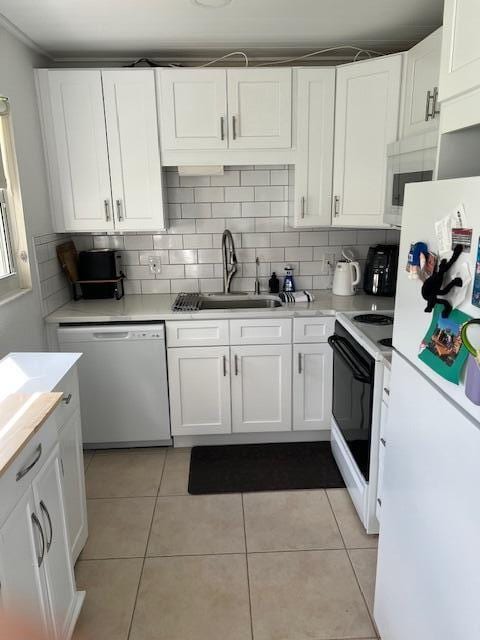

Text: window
xmin=0 ymin=96 xmax=31 ymax=300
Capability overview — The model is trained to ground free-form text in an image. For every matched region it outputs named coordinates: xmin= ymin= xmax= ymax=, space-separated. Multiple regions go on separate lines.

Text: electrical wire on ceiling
xmin=123 ymin=45 xmax=386 ymax=69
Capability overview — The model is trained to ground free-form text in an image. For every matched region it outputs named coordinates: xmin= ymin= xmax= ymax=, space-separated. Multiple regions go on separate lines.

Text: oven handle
xmin=328 ymin=335 xmax=371 ymax=384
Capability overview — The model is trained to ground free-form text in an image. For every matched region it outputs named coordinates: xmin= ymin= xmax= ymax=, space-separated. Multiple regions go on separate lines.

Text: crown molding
xmin=0 ymin=11 xmax=52 ymax=59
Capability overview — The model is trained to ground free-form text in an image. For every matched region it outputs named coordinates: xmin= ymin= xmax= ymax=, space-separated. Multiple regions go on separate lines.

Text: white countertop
xmin=0 ymin=352 xmax=81 ymax=400
xmin=46 ymin=291 xmax=395 ymax=324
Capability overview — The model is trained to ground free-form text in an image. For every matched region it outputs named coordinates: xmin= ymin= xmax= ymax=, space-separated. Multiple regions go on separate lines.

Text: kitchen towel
xmin=279 ymin=290 xmax=314 ymax=303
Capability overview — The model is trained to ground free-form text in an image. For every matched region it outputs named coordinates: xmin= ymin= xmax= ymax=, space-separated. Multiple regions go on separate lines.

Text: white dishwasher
xmin=58 ymin=324 xmax=171 ymax=448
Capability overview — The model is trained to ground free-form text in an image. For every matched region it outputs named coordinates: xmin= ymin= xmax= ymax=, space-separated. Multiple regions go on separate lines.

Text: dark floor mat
xmin=188 ymin=441 xmax=345 ymax=494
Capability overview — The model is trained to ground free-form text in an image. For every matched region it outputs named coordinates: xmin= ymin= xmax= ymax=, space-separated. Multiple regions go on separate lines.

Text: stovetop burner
xmin=378 ymin=337 xmax=393 ymax=347
xmin=353 ymin=314 xmax=394 ymax=326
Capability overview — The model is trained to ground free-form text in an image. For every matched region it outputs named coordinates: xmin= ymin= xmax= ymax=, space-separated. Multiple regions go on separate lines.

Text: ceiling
xmin=0 ymin=0 xmax=443 ymax=62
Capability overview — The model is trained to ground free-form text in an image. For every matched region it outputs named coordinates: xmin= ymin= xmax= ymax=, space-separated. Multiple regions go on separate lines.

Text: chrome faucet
xmin=221 ymin=229 xmax=238 ymax=293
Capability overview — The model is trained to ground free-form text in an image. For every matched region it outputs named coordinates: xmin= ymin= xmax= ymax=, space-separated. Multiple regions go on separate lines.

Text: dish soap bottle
xmin=269 ymin=272 xmax=280 ymax=294
xmin=283 ymin=265 xmax=296 ymax=293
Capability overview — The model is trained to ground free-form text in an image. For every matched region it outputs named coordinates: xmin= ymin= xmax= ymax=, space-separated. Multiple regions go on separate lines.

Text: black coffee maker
xmin=363 ymin=245 xmax=399 ymax=297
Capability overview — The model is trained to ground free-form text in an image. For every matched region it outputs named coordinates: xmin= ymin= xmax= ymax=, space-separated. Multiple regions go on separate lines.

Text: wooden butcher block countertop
xmin=0 ymin=392 xmax=62 ymax=477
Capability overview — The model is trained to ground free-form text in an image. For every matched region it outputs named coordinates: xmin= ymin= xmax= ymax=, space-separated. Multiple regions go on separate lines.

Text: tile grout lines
xmin=126 ymin=451 xmax=168 ymax=640
xmin=241 ymin=493 xmax=255 ymax=640
xmin=325 ymin=491 xmax=380 ymax=639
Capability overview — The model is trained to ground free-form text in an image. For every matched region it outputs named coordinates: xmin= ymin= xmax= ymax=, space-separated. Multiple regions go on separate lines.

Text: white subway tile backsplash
xmin=241 ymin=170 xmax=270 ymax=186
xmin=183 ymin=234 xmax=213 ymax=249
xmin=241 ymin=201 xmax=270 ymax=218
xmin=197 ymin=248 xmax=222 ymax=263
xmin=124 ymin=235 xmax=154 ymax=250
xmin=140 ymin=280 xmax=171 ymax=294
xmin=271 ymin=232 xmax=299 ymax=247
xmin=256 ymin=248 xmax=284 ymax=262
xmin=212 ymin=202 xmax=241 ymax=218
xmin=210 ymin=171 xmax=240 ymax=187
xmin=242 ymin=233 xmax=270 ymax=248
xmin=181 ymin=203 xmax=212 ymax=218
xmin=156 ymin=264 xmax=185 ymax=279
xmin=225 ymin=186 xmax=254 ymax=202
xmin=254 ymin=186 xmax=284 ymax=201
xmin=285 ymin=247 xmax=313 ymax=262
xmin=139 ymin=250 xmax=169 ymax=266
xmin=35 ymin=167 xmax=381 ymax=300
xmin=170 ymin=279 xmax=199 ymax=293
xmin=194 ymin=186 xmax=225 ymax=203
xmin=126 ymin=265 xmax=155 ymax=280
xmin=255 ymin=217 xmax=284 ymax=233
xmin=153 ymin=234 xmax=183 ymax=250
xmin=299 ymin=231 xmax=329 ymax=246
xmin=185 ymin=264 xmax=214 ymax=279
xmin=195 ymin=218 xmax=228 ymax=234
xmin=199 ymin=278 xmax=223 ymax=293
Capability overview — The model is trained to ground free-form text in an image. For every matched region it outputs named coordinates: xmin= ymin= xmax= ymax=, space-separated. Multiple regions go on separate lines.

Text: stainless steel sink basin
xmin=199 ymin=294 xmax=283 ymax=310
xmin=172 ymin=292 xmax=284 ymax=311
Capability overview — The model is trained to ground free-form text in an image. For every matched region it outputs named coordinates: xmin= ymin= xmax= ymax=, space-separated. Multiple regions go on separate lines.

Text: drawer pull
xmin=377 ymin=498 xmax=382 ymax=507
xmin=16 ymin=444 xmax=42 ymax=482
xmin=383 ymin=387 xmax=390 ymax=396
xmin=40 ymin=501 xmax=53 ymax=552
xmin=61 ymin=393 xmax=72 ymax=405
xmin=31 ymin=513 xmax=45 ymax=567
xmin=380 ymin=437 xmax=386 ymax=447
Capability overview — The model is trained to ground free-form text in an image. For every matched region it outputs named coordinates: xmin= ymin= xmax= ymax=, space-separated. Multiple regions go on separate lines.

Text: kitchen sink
xmin=198 ymin=294 xmax=283 ymax=310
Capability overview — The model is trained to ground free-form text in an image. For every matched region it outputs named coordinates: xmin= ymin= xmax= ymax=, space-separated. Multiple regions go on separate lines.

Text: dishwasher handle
xmin=92 ymin=332 xmax=130 ymax=340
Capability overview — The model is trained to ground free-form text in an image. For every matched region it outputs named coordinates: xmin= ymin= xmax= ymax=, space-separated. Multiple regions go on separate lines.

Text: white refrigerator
xmin=374 ymin=177 xmax=480 ymax=639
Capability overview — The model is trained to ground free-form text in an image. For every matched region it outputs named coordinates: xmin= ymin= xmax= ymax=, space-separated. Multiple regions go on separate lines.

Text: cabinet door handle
xmin=116 ymin=199 xmax=124 ymax=221
xmin=333 ymin=195 xmax=340 ymax=217
xmin=31 ymin=513 xmax=45 ymax=567
xmin=232 ymin=115 xmax=237 ymax=140
xmin=425 ymin=90 xmax=434 ymax=121
xmin=16 ymin=444 xmax=42 ymax=482
xmin=298 ymin=352 xmax=303 ymax=374
xmin=61 ymin=392 xmax=72 ymax=405
xmin=377 ymin=498 xmax=382 ymax=507
xmin=104 ymin=199 xmax=111 ymax=222
xmin=39 ymin=501 xmax=53 ymax=552
xmin=301 ymin=196 xmax=306 ymax=219
xmin=222 ymin=355 xmax=227 ymax=377
xmin=220 ymin=116 xmax=225 ymax=141
xmin=234 ymin=354 xmax=239 ymax=376
xmin=432 ymin=86 xmax=440 ymax=118
xmin=380 ymin=437 xmax=387 ymax=447
xmin=383 ymin=387 xmax=390 ymax=396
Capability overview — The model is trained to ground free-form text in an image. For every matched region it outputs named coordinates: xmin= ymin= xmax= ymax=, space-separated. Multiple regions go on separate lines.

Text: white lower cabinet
xmin=168 ymin=346 xmax=231 ymax=436
xmin=0 ymin=488 xmax=52 ymax=637
xmin=58 ymin=410 xmax=88 ymax=562
xmin=292 ymin=344 xmax=332 ymax=431
xmin=0 ymin=445 xmax=82 ymax=639
xmin=231 ymin=345 xmax=292 ymax=433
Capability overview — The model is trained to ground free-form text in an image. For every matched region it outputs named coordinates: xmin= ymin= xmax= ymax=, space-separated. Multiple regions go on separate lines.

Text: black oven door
xmin=328 ymin=322 xmax=375 ymax=481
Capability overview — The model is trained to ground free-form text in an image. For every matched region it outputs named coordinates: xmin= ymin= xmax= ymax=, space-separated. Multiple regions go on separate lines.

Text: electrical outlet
xmin=147 ymin=255 xmax=162 ymax=275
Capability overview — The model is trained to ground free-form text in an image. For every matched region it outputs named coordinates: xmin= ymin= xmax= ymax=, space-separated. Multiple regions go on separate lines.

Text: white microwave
xmin=384 ymin=131 xmax=437 ymax=227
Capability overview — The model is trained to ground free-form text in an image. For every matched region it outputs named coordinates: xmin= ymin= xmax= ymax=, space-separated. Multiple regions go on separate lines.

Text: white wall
xmin=0 ymin=25 xmax=52 ymax=356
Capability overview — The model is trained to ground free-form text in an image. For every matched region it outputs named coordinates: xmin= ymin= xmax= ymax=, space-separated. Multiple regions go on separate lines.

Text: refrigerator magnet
xmin=472 ymin=237 xmax=480 ymax=309
xmin=451 ymin=228 xmax=472 ymax=253
xmin=418 ymin=305 xmax=471 ymax=384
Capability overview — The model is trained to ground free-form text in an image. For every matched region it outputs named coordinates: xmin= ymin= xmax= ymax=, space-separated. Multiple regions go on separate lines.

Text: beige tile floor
xmin=75 ymin=447 xmax=380 ymax=640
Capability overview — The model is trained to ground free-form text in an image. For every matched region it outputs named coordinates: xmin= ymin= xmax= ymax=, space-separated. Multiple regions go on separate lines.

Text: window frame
xmin=0 ymin=99 xmax=31 ymax=301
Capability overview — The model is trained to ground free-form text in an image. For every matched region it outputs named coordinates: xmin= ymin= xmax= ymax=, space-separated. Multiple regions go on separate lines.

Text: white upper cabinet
xmin=103 ymin=70 xmax=165 ymax=231
xmin=227 ymin=69 xmax=292 ymax=149
xmin=401 ymin=28 xmax=442 ymax=138
xmin=36 ymin=69 xmax=166 ymax=233
xmin=158 ymin=69 xmax=227 ymax=150
xmin=157 ymin=68 xmax=292 ymax=154
xmin=440 ymin=0 xmax=480 ymax=103
xmin=38 ymin=70 xmax=113 ymax=232
xmin=333 ymin=54 xmax=402 ymax=228
xmin=291 ymin=68 xmax=335 ymax=227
